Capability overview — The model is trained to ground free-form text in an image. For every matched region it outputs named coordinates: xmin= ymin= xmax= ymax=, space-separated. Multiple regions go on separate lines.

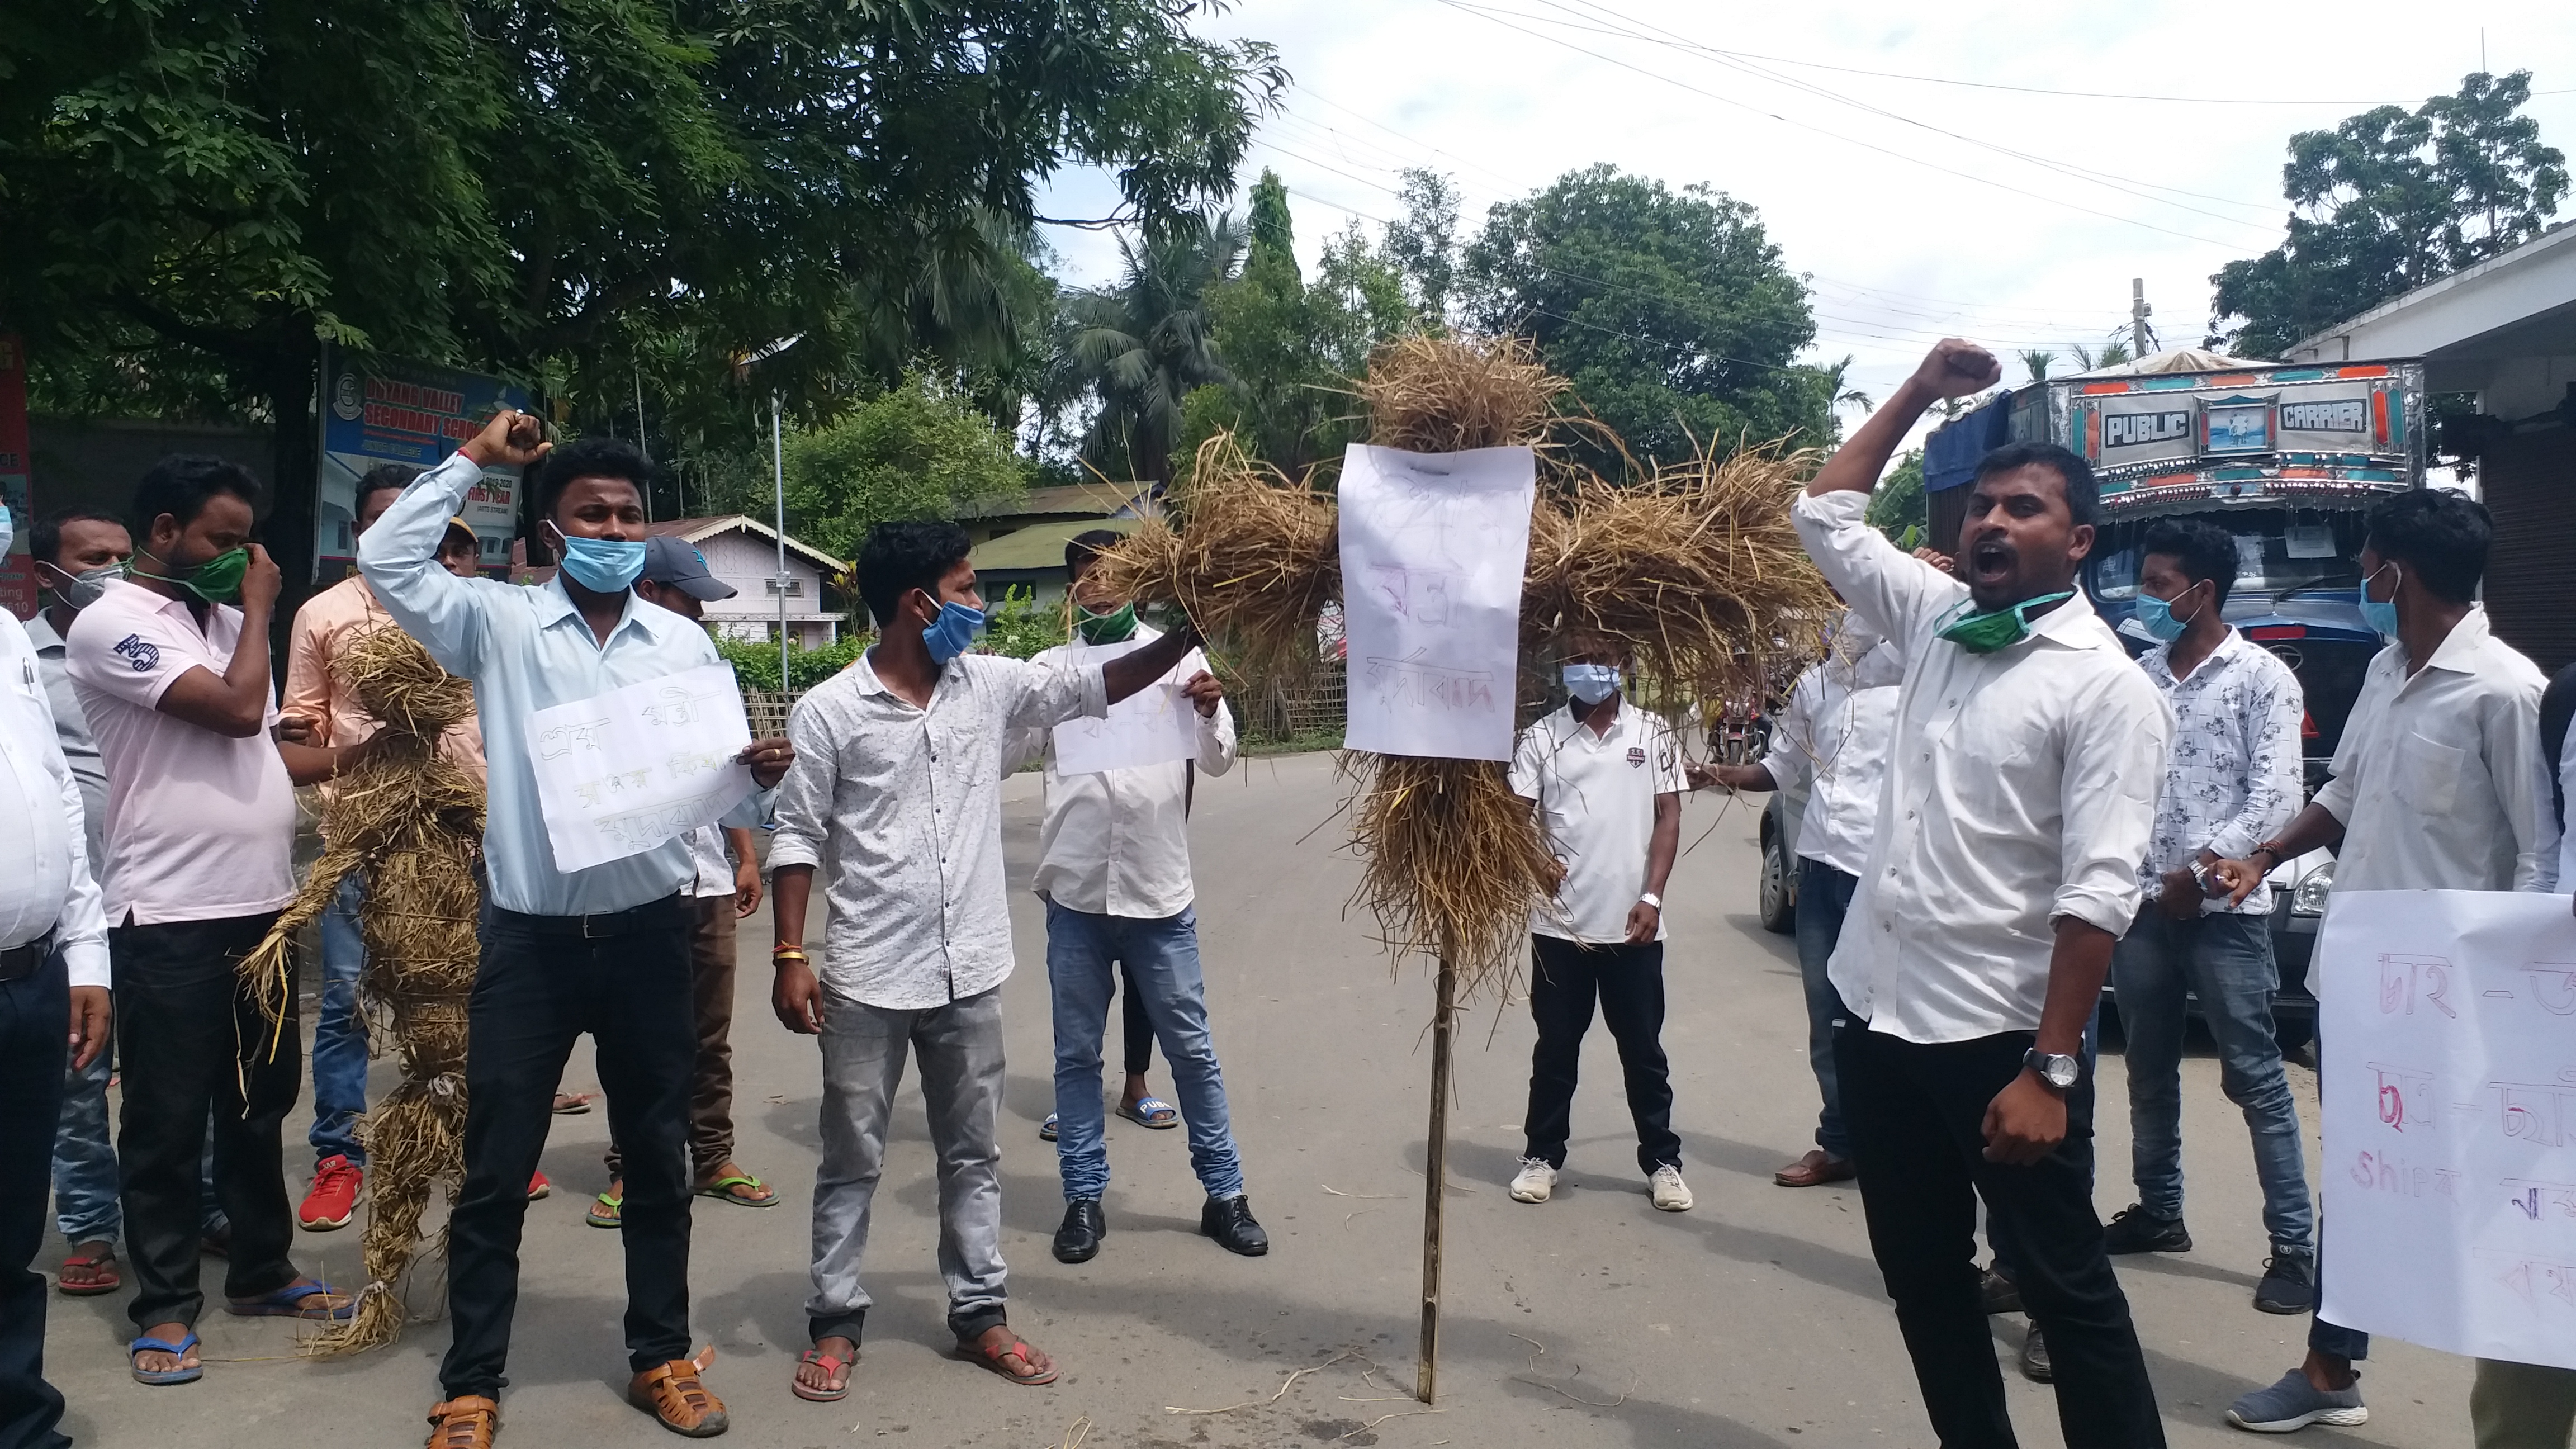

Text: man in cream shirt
xmin=1791 ymin=340 xmax=2175 ymax=1449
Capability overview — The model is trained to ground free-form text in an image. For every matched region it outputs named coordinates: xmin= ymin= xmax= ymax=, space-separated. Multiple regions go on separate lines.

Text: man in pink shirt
xmin=65 ymin=455 xmax=368 ymax=1385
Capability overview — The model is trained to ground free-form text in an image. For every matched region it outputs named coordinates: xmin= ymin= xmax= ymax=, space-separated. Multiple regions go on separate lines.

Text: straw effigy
xmin=240 ymin=626 xmax=482 ymax=1353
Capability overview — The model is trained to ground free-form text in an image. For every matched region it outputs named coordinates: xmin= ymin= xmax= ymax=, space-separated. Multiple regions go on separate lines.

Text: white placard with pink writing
xmin=2317 ymin=889 xmax=2576 ymax=1370
xmin=525 ymin=664 xmax=755 ymax=873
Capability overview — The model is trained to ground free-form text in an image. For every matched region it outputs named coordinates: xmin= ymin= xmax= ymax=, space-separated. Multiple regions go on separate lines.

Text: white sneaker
xmin=1508 ymin=1157 xmax=1557 ymax=1203
xmin=1649 ymin=1164 xmax=1694 ymax=1211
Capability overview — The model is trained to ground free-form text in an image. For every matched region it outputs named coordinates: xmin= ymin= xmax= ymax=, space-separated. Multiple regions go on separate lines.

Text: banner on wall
xmin=0 ymin=337 xmax=32 ymax=619
xmin=316 ymin=345 xmax=533 ymax=578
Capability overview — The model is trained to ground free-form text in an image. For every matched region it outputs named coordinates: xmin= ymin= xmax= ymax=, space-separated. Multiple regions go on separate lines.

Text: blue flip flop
xmin=225 ymin=1281 xmax=353 ymax=1320
xmin=1117 ymin=1097 xmax=1181 ymax=1129
xmin=129 ymin=1331 xmax=203 ymax=1386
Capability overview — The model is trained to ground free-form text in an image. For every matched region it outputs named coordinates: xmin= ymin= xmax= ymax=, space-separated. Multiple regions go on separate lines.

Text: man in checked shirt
xmin=2097 ymin=519 xmax=2314 ymax=1317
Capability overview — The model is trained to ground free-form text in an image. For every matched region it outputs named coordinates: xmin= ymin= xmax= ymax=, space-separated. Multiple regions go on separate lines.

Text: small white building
xmin=512 ymin=514 xmax=849 ymax=648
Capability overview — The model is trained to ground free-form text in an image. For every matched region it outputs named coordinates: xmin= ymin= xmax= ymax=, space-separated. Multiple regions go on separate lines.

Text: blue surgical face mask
xmin=2133 ymin=583 xmax=2203 ymax=643
xmin=1561 ymin=662 xmax=1621 ymax=705
xmin=0 ymin=504 xmax=12 ymax=557
xmin=548 ymin=524 xmax=646 ymax=593
xmin=2357 ymin=562 xmax=2400 ymax=641
xmin=922 ymin=599 xmax=987 ymax=664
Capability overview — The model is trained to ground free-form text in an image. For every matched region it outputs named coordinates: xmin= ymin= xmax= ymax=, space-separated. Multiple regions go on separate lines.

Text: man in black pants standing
xmin=1504 ymin=639 xmax=1691 ymax=1213
xmin=1791 ymin=340 xmax=2175 ymax=1448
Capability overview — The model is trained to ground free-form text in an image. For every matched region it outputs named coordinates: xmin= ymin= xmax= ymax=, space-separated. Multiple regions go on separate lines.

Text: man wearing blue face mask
xmin=1505 ymin=640 xmax=1690 ymax=1213
xmin=2208 ymin=489 xmax=2557 ymax=1438
xmin=766 ymin=520 xmax=1204 ymax=1402
xmin=361 ymin=418 xmax=796 ymax=1446
xmin=2103 ymin=519 xmax=2314 ymax=1316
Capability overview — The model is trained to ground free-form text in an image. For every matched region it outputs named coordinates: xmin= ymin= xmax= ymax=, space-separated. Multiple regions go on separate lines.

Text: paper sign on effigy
xmin=1052 ymin=638 xmax=1201 ymax=776
xmin=1337 ymin=443 xmax=1535 ymax=762
xmin=526 ymin=664 xmax=756 ymax=873
xmin=2317 ymin=889 xmax=2576 ymax=1370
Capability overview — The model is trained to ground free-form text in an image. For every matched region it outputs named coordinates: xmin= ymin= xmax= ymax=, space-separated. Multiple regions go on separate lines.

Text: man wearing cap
xmin=588 ymin=534 xmax=776 ymax=1228
xmin=283 ymin=468 xmax=504 ymax=1234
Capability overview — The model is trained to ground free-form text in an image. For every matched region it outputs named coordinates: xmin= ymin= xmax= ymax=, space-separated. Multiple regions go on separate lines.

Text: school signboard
xmin=315 ymin=345 xmax=532 ymax=577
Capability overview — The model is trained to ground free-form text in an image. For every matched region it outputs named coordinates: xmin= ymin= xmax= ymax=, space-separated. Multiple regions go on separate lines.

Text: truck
xmin=1911 ymin=352 xmax=2430 ymax=1049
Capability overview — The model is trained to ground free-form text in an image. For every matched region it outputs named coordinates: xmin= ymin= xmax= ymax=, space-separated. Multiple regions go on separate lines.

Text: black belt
xmin=491 ymin=893 xmax=686 ymax=940
xmin=0 ymin=933 xmax=55 ymax=982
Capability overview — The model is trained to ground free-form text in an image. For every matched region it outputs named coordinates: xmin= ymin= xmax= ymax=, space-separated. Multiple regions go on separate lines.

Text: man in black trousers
xmin=1790 ymin=340 xmax=2175 ymax=1448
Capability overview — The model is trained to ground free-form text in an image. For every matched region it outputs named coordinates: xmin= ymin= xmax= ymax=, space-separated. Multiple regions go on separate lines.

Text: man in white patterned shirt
xmin=2099 ymin=519 xmax=2313 ymax=1317
xmin=766 ymin=521 xmax=1201 ymax=1401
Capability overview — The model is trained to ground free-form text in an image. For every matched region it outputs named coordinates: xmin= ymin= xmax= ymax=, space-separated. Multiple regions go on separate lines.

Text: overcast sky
xmin=1036 ymin=1 xmax=2576 ymax=441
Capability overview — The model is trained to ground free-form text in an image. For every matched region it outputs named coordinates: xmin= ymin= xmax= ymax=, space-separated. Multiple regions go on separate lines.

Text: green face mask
xmin=1933 ymin=590 xmax=2073 ymax=654
xmin=129 ymin=545 xmax=250 ymax=604
xmin=1076 ymin=601 xmax=1137 ymax=646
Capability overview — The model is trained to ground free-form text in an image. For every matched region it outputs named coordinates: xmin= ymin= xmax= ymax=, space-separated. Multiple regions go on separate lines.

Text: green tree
xmin=1867 ymin=450 xmax=1927 ymax=544
xmin=1462 ymin=165 xmax=1828 ymax=475
xmin=2020 ymin=349 xmax=2055 ymax=383
xmin=781 ymin=374 xmax=1028 ymax=560
xmin=1 ymin=0 xmax=1283 ymax=587
xmin=1383 ymin=168 xmax=1463 ymax=326
xmin=2208 ymin=71 xmax=2566 ymax=357
xmin=1066 ymin=210 xmax=1248 ymax=487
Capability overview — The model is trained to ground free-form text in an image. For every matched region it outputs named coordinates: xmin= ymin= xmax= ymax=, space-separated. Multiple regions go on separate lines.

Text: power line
xmin=1423 ymin=0 xmax=2257 ymax=250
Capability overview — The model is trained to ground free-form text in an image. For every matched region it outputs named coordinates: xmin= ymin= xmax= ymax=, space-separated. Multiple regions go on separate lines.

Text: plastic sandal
xmin=958 ymin=1333 xmax=1058 ymax=1386
xmin=58 ymin=1246 xmax=121 ymax=1297
xmin=427 ymin=1394 xmax=500 ymax=1449
xmin=225 ymin=1280 xmax=354 ymax=1320
xmin=695 ymin=1173 xmax=776 ymax=1208
xmin=587 ymin=1191 xmax=623 ymax=1229
xmin=1039 ymin=1114 xmax=1059 ymax=1142
xmin=790 ymin=1348 xmax=853 ymax=1401
xmin=629 ymin=1345 xmax=727 ymax=1437
xmin=1116 ymin=1096 xmax=1181 ymax=1129
xmin=129 ymin=1331 xmax=203 ymax=1386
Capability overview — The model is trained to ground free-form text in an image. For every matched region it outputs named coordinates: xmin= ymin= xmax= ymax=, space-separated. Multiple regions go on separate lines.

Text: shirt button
xmin=1945 ymin=699 xmax=1957 ymax=708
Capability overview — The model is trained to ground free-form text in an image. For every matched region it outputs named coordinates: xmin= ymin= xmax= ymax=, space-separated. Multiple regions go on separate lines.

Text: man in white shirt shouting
xmin=1792 ymin=339 xmax=2174 ymax=1449
xmin=1002 ymin=530 xmax=1262 ymax=1264
xmin=1693 ymin=615 xmax=1902 ymax=1187
xmin=2101 ymin=518 xmax=2314 ymax=1318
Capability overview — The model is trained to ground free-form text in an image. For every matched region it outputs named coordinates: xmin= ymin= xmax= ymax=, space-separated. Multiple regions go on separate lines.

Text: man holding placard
xmin=2207 ymin=490 xmax=2556 ymax=1439
xmin=766 ymin=521 xmax=1205 ymax=1402
xmin=998 ymin=529 xmax=1263 ymax=1267
xmin=361 ymin=420 xmax=793 ymax=1448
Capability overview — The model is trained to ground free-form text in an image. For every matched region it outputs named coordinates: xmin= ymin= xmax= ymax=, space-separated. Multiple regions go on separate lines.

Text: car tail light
xmin=2248 ymin=625 xmax=2307 ymax=640
xmin=2302 ymin=711 xmax=2319 ymax=738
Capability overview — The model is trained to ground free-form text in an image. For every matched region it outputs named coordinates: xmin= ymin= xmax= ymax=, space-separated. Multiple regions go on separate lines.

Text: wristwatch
xmin=2024 ymin=1049 xmax=2081 ymax=1091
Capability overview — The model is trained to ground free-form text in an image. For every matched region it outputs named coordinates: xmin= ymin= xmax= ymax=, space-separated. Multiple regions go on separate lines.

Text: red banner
xmin=0 ymin=337 xmax=32 ymax=619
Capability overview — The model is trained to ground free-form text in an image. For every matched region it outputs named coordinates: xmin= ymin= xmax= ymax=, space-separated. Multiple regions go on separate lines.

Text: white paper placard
xmin=526 ymin=664 xmax=755 ymax=873
xmin=2316 ymin=889 xmax=2576 ymax=1370
xmin=1051 ymin=638 xmax=1201 ymax=776
xmin=1337 ymin=443 xmax=1534 ymax=761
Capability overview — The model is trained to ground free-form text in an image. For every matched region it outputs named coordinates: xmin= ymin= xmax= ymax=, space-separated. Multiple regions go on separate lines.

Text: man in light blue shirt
xmin=362 ymin=413 xmax=792 ymax=1446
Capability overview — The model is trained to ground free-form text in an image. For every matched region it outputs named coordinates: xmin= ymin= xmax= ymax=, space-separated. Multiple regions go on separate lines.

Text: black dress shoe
xmin=1053 ymin=1199 xmax=1106 ymax=1263
xmin=1200 ymin=1194 xmax=1269 ymax=1257
xmin=2019 ymin=1323 xmax=2051 ymax=1384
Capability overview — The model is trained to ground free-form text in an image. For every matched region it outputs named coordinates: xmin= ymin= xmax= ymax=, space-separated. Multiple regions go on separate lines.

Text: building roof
xmin=961 ymin=481 xmax=1154 ymax=522
xmin=969 ymin=515 xmax=1138 ymax=574
xmin=647 ymin=514 xmax=846 ymax=571
xmin=2286 ymin=220 xmax=2576 ymax=367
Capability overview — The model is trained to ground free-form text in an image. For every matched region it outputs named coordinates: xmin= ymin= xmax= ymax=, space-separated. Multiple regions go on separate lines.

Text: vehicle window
xmin=2231 ymin=527 xmax=2362 ymax=597
xmin=2090 ymin=545 xmax=2139 ymax=600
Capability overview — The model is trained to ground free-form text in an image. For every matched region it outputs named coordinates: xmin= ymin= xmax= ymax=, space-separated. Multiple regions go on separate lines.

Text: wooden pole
xmin=1418 ymin=951 xmax=1457 ymax=1404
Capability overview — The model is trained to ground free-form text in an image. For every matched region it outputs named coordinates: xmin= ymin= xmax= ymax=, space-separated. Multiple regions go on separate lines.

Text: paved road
xmin=46 ymin=749 xmax=2465 ymax=1447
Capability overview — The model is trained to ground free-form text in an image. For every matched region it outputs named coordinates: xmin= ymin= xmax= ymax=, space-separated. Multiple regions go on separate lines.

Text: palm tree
xmin=1064 ymin=211 xmax=1249 ymax=488
xmin=1820 ymin=353 xmax=1874 ymax=416
xmin=2020 ymin=348 xmax=2054 ymax=383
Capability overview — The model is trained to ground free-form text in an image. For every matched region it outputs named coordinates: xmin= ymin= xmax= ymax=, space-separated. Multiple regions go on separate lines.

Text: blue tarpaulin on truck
xmin=1924 ymin=394 xmax=2014 ymax=491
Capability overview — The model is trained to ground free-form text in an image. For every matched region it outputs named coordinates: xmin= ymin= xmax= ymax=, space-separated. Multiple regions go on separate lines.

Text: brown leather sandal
xmin=628 ymin=1345 xmax=727 ymax=1437
xmin=425 ymin=1395 xmax=500 ymax=1449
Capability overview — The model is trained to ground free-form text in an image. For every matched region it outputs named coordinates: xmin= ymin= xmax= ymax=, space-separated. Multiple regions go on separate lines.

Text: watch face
xmin=2043 ymin=1056 xmax=2079 ymax=1088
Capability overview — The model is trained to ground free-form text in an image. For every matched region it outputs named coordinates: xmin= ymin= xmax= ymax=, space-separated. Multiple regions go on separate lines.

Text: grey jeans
xmin=807 ymin=984 xmax=1010 ymax=1346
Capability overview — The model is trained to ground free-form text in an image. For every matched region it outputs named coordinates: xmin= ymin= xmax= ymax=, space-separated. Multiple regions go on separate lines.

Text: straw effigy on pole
xmin=1095 ymin=332 xmax=1834 ymax=1404
xmin=240 ymin=627 xmax=484 ymax=1353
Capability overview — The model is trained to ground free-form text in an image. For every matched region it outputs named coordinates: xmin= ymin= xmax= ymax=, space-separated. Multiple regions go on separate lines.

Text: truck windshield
xmin=2087 ymin=509 xmax=2370 ymax=602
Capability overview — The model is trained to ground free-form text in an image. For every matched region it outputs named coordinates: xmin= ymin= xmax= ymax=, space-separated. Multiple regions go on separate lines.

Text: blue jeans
xmin=310 ymin=875 xmax=368 ymax=1165
xmin=1045 ymin=901 xmax=1243 ymax=1202
xmin=1792 ymin=858 xmax=1858 ymax=1161
xmin=51 ymin=946 xmax=227 ymax=1246
xmin=2110 ymin=910 xmax=2314 ymax=1254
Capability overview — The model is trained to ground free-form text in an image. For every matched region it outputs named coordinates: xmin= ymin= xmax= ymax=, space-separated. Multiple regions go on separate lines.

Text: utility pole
xmin=2130 ymin=278 xmax=2154 ymax=359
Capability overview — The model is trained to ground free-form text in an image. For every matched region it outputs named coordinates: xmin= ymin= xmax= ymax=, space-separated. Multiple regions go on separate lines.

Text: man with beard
xmin=1789 ymin=339 xmax=2175 ymax=1448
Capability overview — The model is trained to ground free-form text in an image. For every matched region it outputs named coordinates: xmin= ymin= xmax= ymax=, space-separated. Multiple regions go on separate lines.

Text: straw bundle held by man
xmin=239 ymin=626 xmax=484 ymax=1353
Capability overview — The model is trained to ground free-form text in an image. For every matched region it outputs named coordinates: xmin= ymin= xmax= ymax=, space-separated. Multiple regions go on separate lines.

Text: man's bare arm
xmin=1807 ymin=340 xmax=2002 ymax=499
xmin=1101 ymin=624 xmax=1201 ymax=705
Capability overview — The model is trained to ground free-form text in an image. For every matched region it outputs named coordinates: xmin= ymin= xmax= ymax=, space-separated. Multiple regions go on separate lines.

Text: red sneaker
xmin=299 ymin=1155 xmax=362 ymax=1231
xmin=528 ymin=1169 xmax=551 ymax=1201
